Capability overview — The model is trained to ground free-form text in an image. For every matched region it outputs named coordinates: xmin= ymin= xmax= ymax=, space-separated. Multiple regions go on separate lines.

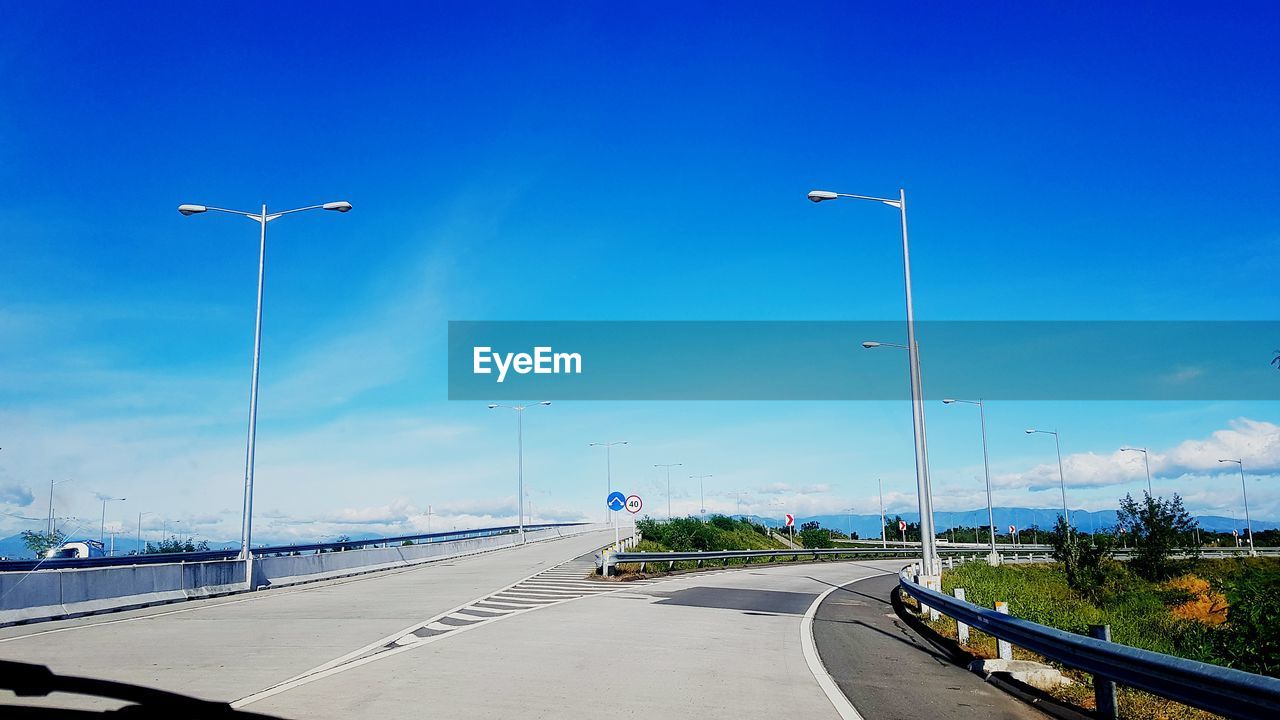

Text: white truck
xmin=44 ymin=539 xmax=106 ymax=559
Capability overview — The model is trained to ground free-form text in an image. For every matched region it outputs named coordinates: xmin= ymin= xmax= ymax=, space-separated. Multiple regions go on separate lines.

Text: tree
xmin=21 ymin=529 xmax=65 ymax=559
xmin=1049 ymin=516 xmax=1113 ymax=596
xmin=1116 ymin=492 xmax=1199 ymax=580
xmin=144 ymin=537 xmax=210 ymax=554
xmin=797 ymin=523 xmax=834 ymax=549
xmin=884 ymin=515 xmax=919 ymax=542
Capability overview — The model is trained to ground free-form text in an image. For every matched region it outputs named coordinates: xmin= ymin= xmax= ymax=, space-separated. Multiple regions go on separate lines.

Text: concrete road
xmin=3 ymin=541 xmax=1009 ymax=720
xmin=242 ymin=557 xmax=906 ymax=719
xmin=0 ymin=529 xmax=619 ymax=713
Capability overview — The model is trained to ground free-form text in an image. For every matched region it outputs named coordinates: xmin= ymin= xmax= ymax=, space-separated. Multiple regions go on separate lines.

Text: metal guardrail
xmin=599 ymin=544 xmax=1276 ymax=574
xmin=0 ymin=523 xmax=586 ymax=572
xmin=600 ymin=546 xmax=1022 ymax=575
xmin=897 ymin=566 xmax=1280 ymax=720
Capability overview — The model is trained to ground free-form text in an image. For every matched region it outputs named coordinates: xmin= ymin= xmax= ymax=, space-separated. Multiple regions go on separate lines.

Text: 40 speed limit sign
xmin=625 ymin=495 xmax=643 ymax=514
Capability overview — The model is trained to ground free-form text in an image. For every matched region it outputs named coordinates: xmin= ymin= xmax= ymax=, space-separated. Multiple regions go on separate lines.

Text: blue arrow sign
xmin=606 ymin=491 xmax=626 ymax=511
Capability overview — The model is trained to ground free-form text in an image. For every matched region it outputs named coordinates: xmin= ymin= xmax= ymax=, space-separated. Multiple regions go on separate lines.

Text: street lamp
xmin=99 ymin=495 xmax=126 ymax=545
xmin=47 ymin=479 xmax=73 ymax=535
xmin=179 ymin=199 xmax=352 ymax=586
xmin=690 ymin=474 xmax=713 ymax=515
xmin=943 ymin=399 xmax=998 ymax=565
xmin=1218 ymin=459 xmax=1255 ymax=555
xmin=589 ymin=441 xmax=629 ymax=524
xmin=859 ymin=334 xmax=938 ymax=572
xmin=811 ymin=186 xmax=937 ymax=574
xmin=137 ymin=511 xmax=153 ymax=554
xmin=1120 ymin=447 xmax=1153 ymax=496
xmin=654 ymin=463 xmax=683 ymax=519
xmin=878 ymin=478 xmax=886 ymax=549
xmin=488 ymin=402 xmax=552 ymax=543
xmin=1026 ymin=429 xmax=1070 ymax=530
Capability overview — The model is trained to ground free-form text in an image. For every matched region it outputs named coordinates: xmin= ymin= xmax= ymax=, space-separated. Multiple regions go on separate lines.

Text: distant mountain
xmin=736 ymin=506 xmax=1278 ymax=540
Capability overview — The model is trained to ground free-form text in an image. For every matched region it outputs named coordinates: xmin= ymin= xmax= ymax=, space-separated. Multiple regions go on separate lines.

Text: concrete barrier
xmin=0 ymin=523 xmax=607 ymax=626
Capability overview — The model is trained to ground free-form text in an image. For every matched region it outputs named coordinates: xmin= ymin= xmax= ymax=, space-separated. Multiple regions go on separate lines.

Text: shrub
xmin=1049 ymin=516 xmax=1113 ymax=597
xmin=1116 ymin=492 xmax=1199 ymax=580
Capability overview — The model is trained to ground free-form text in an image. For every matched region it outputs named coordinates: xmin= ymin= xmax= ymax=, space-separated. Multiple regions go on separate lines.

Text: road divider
xmin=1 ymin=523 xmax=609 ymax=626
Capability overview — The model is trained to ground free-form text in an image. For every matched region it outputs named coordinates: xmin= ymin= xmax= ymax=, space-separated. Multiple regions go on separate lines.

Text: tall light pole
xmin=842 ymin=507 xmax=856 ymax=540
xmin=589 ymin=441 xmax=629 ymax=524
xmin=137 ymin=511 xmax=153 ymax=554
xmin=1026 ymin=429 xmax=1070 ymax=530
xmin=654 ymin=463 xmax=682 ymax=519
xmin=488 ymin=402 xmax=552 ymax=543
xmin=859 ymin=332 xmax=938 ymax=573
xmin=811 ymin=185 xmax=937 ymax=575
xmin=878 ymin=478 xmax=886 ymax=548
xmin=99 ymin=495 xmax=126 ymax=544
xmin=48 ymin=479 xmax=73 ymax=535
xmin=943 ymin=399 xmax=999 ymax=565
xmin=690 ymin=474 xmax=713 ymax=516
xmin=179 ymin=199 xmax=352 ymax=585
xmin=1120 ymin=447 xmax=1153 ymax=496
xmin=1218 ymin=459 xmax=1255 ymax=555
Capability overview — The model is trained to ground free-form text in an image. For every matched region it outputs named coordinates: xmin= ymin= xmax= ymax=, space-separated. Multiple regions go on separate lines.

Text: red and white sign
xmin=1008 ymin=525 xmax=1016 ymax=534
xmin=1233 ymin=529 xmax=1239 ymax=537
xmin=898 ymin=520 xmax=907 ymax=532
xmin=625 ymin=495 xmax=643 ymax=514
xmin=785 ymin=513 xmax=794 ymax=527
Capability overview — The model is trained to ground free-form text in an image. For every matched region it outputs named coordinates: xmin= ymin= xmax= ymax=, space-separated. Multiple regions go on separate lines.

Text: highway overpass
xmin=0 ymin=527 xmax=1051 ymax=719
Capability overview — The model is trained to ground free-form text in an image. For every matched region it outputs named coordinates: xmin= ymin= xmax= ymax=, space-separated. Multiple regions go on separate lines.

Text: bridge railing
xmin=897 ymin=565 xmax=1280 ymax=719
xmin=1 ymin=522 xmax=608 ymax=626
xmin=0 ymin=523 xmax=588 ymax=572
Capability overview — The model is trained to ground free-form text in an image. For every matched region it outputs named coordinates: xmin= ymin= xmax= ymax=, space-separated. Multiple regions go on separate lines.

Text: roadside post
xmin=1090 ymin=625 xmax=1119 ymax=720
xmin=607 ymin=491 xmax=626 ymax=547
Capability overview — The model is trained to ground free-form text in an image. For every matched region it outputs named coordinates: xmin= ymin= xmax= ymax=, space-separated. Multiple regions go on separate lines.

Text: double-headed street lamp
xmin=179 ymin=199 xmax=352 ymax=585
xmin=943 ymin=399 xmax=998 ymax=565
xmin=1026 ymin=429 xmax=1070 ymax=530
xmin=654 ymin=463 xmax=682 ymax=519
xmin=1120 ymin=447 xmax=1153 ymax=496
xmin=1218 ymin=459 xmax=1255 ymax=555
xmin=589 ymin=441 xmax=629 ymax=524
xmin=690 ymin=474 xmax=713 ymax=515
xmin=99 ymin=495 xmax=126 ymax=545
xmin=488 ymin=402 xmax=552 ymax=543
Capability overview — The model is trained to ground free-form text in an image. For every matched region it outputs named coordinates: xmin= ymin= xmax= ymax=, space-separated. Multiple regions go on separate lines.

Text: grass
xmin=919 ymin=556 xmax=1280 ymax=720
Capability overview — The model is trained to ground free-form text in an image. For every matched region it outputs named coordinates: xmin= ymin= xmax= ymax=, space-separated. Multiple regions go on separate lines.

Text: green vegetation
xmin=797 ymin=520 xmax=835 ymax=548
xmin=144 ymin=537 xmax=210 ymax=554
xmin=1117 ymin=492 xmax=1200 ymax=579
xmin=21 ymin=529 xmax=65 ymax=558
xmin=1048 ymin=516 xmax=1114 ymax=597
xmin=939 ymin=556 xmax=1280 ymax=677
xmin=634 ymin=515 xmax=778 ymax=552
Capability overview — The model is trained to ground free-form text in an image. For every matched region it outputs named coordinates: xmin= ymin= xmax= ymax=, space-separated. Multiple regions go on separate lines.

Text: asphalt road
xmin=812 ymin=573 xmax=1048 ymax=720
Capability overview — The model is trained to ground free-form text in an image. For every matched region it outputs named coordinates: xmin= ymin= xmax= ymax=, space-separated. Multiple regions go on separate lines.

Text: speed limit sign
xmin=625 ymin=495 xmax=643 ymax=514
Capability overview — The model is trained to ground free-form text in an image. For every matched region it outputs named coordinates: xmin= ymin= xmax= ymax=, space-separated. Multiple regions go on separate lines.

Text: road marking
xmin=232 ymin=553 xmax=652 ymax=708
xmin=800 ymin=572 xmax=895 ymax=720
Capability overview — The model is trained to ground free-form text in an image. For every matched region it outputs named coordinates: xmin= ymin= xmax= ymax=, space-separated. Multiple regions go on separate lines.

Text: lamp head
xmin=807 ymin=190 xmax=839 ymax=203
xmin=861 ymin=341 xmax=880 ymax=349
xmin=322 ymin=201 xmax=353 ymax=213
xmin=178 ymin=204 xmax=207 ymax=216
xmin=487 ymin=404 xmax=498 ymax=409
xmin=539 ymin=400 xmax=551 ymax=406
xmin=1025 ymin=429 xmax=1036 ymax=434
xmin=942 ymin=399 xmax=955 ymax=404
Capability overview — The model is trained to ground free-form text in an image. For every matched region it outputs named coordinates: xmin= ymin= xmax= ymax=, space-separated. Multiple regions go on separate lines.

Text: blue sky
xmin=1 ymin=3 xmax=1277 ymax=543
